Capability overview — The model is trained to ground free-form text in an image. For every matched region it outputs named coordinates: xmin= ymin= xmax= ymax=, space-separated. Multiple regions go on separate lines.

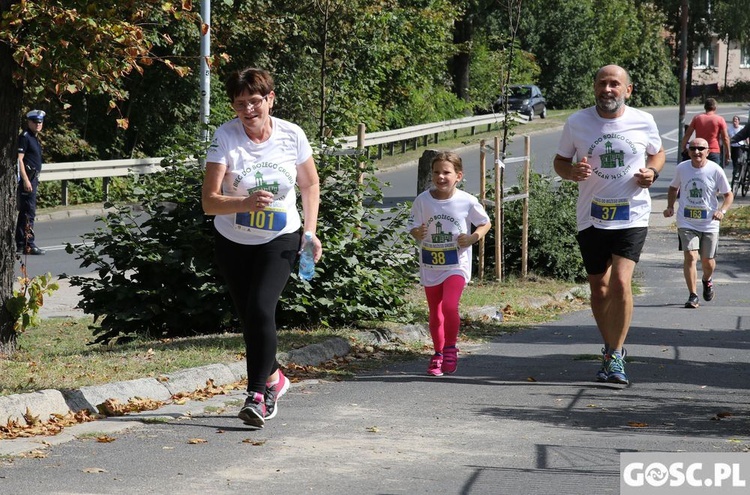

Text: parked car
xmin=493 ymin=84 xmax=547 ymax=120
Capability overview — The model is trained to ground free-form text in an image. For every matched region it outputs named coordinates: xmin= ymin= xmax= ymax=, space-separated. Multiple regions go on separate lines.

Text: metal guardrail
xmin=334 ymin=112 xmax=519 ymax=149
xmin=41 ymin=158 xmax=164 ymax=182
xmin=40 ymin=158 xmax=165 ymax=205
xmin=37 ymin=112 xmax=522 ymax=204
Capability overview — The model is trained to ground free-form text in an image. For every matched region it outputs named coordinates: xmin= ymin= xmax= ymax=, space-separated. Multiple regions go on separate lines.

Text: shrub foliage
xmin=67 ymin=145 xmax=417 ymax=344
xmin=481 ymin=171 xmax=585 ymax=282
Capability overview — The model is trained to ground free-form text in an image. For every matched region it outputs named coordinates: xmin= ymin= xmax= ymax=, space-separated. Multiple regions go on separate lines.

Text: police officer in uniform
xmin=16 ymin=109 xmax=46 ymax=255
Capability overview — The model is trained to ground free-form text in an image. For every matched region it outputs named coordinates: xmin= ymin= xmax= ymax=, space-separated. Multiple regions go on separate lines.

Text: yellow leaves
xmin=54 ymin=82 xmax=81 ymax=95
xmin=96 ymin=435 xmax=116 ymax=443
xmin=366 ymin=426 xmax=379 ymax=433
xmin=187 ymin=438 xmax=207 ymax=444
xmin=116 ymin=118 xmax=129 ymax=130
xmin=163 ymin=59 xmax=191 ymax=77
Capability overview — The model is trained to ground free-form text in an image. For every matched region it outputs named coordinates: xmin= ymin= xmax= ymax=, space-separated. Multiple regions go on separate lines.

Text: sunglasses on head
xmin=689 ymin=146 xmax=707 ymax=151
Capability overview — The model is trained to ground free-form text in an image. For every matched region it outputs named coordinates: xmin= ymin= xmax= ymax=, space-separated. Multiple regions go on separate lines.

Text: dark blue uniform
xmin=16 ymin=129 xmax=43 ymax=251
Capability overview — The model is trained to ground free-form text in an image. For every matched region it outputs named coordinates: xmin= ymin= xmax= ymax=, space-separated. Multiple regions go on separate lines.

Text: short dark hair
xmin=225 ymin=68 xmax=274 ymax=101
xmin=704 ymin=98 xmax=717 ymax=111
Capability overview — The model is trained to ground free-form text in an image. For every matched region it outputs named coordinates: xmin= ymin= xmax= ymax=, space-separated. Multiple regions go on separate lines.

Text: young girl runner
xmin=408 ymin=151 xmax=491 ymax=376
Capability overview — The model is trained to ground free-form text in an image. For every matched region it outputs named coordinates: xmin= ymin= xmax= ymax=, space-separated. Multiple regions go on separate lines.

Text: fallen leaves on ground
xmin=627 ymin=421 xmax=649 ymax=428
xmin=242 ymin=438 xmax=266 ymax=446
xmin=0 ymin=408 xmax=100 ymax=440
xmin=98 ymin=397 xmax=164 ymax=416
xmin=171 ymin=379 xmax=242 ymax=404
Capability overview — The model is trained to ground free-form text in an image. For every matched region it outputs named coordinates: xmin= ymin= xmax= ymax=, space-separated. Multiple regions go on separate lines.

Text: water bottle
xmin=298 ymin=231 xmax=315 ymax=281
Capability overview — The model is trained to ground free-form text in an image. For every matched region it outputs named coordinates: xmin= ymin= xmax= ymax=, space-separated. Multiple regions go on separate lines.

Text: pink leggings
xmin=424 ymin=275 xmax=466 ymax=353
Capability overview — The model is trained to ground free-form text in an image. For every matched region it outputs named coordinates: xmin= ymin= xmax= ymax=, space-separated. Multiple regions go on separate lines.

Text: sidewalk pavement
xmin=2 ymin=197 xmax=748 ymax=460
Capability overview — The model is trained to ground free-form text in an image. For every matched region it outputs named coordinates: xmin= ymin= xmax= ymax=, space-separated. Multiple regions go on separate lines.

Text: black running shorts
xmin=575 ymin=226 xmax=648 ymax=275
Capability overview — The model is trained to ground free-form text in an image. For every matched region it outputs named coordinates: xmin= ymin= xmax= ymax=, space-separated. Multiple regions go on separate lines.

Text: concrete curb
xmin=0 ymin=339 xmax=357 ymax=429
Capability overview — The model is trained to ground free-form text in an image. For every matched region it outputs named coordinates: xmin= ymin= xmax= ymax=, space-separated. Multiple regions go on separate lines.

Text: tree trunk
xmin=0 ymin=0 xmax=24 ymax=356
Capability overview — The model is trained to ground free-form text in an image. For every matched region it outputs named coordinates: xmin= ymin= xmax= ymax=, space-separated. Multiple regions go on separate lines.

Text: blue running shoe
xmin=605 ymin=352 xmax=629 ymax=385
xmin=595 ymin=348 xmax=609 ymax=382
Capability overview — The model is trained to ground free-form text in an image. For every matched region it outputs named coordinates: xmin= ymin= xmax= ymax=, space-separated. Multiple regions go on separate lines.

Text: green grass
xmin=722 ymin=205 xmax=750 ymax=238
xmin=1 ymin=277 xmax=586 ymax=397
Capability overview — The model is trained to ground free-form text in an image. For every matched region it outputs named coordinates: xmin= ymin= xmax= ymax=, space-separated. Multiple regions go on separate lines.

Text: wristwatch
xmin=647 ymin=167 xmax=660 ymax=180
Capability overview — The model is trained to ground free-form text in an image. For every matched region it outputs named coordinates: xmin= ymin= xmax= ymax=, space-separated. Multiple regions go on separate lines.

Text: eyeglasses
xmin=689 ymin=146 xmax=707 ymax=151
xmin=232 ymin=95 xmax=268 ymax=111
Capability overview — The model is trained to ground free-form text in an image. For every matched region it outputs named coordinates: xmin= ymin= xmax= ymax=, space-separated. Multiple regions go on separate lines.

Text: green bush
xmin=67 ymin=143 xmax=232 ymax=345
xmin=280 ymin=150 xmax=418 ymax=328
xmin=67 ymin=142 xmax=418 ymax=344
xmin=481 ymin=171 xmax=585 ymax=282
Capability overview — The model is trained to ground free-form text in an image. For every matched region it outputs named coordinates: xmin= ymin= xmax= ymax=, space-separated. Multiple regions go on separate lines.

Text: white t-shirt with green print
xmin=206 ymin=116 xmax=313 ymax=245
xmin=408 ymin=189 xmax=490 ymax=287
xmin=557 ymin=106 xmax=662 ymax=231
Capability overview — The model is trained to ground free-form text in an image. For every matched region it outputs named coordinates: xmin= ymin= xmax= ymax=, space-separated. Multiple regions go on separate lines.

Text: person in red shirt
xmin=680 ymin=98 xmax=731 ymax=167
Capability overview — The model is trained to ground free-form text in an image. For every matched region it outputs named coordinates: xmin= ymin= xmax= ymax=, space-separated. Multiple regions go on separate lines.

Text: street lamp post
xmin=199 ymin=0 xmax=211 ymax=145
xmin=677 ymin=0 xmax=688 ymax=161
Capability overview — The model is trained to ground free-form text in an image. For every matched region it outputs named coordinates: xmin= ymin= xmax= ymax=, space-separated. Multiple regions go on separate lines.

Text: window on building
xmin=741 ymin=45 xmax=750 ymax=68
xmin=694 ymin=44 xmax=715 ymax=68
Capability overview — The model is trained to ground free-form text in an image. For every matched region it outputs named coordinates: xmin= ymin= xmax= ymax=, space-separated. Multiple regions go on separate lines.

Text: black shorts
xmin=576 ymin=226 xmax=648 ymax=275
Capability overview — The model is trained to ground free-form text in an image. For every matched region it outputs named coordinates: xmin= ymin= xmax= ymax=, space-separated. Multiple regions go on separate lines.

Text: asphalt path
xmin=1 ymin=198 xmax=749 ymax=494
xmin=14 ymin=215 xmax=98 ymax=279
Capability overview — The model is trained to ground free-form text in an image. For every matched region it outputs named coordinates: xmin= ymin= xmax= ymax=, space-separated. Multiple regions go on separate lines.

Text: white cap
xmin=26 ymin=110 xmax=46 ymax=122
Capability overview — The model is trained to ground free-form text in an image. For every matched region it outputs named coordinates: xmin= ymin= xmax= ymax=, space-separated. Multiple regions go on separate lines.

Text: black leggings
xmin=214 ymin=231 xmax=300 ymax=394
